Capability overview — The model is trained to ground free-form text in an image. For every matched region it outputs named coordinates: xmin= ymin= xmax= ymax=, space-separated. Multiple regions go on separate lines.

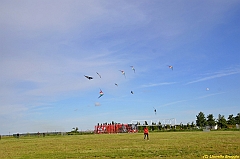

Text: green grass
xmin=0 ymin=131 xmax=239 ymax=158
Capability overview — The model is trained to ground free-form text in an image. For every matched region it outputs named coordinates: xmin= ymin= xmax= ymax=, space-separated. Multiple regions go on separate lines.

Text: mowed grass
xmin=0 ymin=131 xmax=239 ymax=159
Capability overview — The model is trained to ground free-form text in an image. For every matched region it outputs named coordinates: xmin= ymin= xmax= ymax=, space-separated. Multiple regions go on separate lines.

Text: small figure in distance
xmin=143 ymin=126 xmax=149 ymax=140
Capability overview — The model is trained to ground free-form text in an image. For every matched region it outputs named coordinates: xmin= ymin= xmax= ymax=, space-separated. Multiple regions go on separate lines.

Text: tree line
xmin=137 ymin=112 xmax=240 ymax=131
xmin=196 ymin=112 xmax=240 ymax=129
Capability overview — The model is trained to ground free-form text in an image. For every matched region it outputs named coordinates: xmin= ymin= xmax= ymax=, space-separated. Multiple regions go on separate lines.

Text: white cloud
xmin=195 ymin=92 xmax=226 ymax=99
xmin=186 ymin=66 xmax=240 ymax=85
xmin=140 ymin=82 xmax=176 ymax=88
xmin=160 ymin=92 xmax=226 ymax=108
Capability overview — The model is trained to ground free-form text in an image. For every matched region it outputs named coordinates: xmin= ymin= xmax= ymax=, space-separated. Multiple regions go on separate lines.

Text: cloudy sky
xmin=1 ymin=0 xmax=240 ymax=135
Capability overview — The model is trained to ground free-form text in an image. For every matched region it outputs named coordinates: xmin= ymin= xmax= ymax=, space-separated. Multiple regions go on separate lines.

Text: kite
xmin=206 ymin=88 xmax=210 ymax=91
xmin=84 ymin=75 xmax=93 ymax=80
xmin=96 ymin=72 xmax=101 ymax=78
xmin=153 ymin=107 xmax=157 ymax=115
xmin=131 ymin=91 xmax=134 ymax=94
xmin=130 ymin=66 xmax=135 ymax=73
xmin=119 ymin=70 xmax=126 ymax=78
xmin=115 ymin=83 xmax=118 ymax=86
xmin=98 ymin=89 xmax=104 ymax=98
xmin=168 ymin=65 xmax=173 ymax=70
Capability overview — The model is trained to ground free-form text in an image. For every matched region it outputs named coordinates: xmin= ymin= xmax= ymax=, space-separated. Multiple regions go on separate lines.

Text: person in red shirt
xmin=143 ymin=127 xmax=149 ymax=140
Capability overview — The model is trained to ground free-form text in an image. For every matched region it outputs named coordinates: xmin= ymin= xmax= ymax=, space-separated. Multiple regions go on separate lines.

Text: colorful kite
xmin=84 ymin=75 xmax=93 ymax=80
xmin=119 ymin=70 xmax=126 ymax=78
xmin=98 ymin=89 xmax=104 ymax=98
xmin=96 ymin=72 xmax=101 ymax=78
xmin=168 ymin=65 xmax=173 ymax=70
xmin=130 ymin=66 xmax=135 ymax=73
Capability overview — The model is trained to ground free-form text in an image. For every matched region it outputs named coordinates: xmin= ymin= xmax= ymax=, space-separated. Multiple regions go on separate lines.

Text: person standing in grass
xmin=143 ymin=127 xmax=149 ymax=140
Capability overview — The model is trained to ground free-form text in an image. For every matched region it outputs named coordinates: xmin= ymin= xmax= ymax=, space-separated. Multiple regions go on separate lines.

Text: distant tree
xmin=207 ymin=114 xmax=216 ymax=129
xmin=217 ymin=114 xmax=227 ymax=129
xmin=144 ymin=121 xmax=148 ymax=125
xmin=227 ymin=114 xmax=236 ymax=125
xmin=165 ymin=124 xmax=170 ymax=129
xmin=234 ymin=113 xmax=240 ymax=124
xmin=179 ymin=122 xmax=184 ymax=129
xmin=72 ymin=127 xmax=79 ymax=133
xmin=191 ymin=121 xmax=195 ymax=128
xmin=158 ymin=121 xmax=162 ymax=130
xmin=196 ymin=112 xmax=207 ymax=128
xmin=76 ymin=127 xmax=79 ymax=132
xmin=183 ymin=124 xmax=187 ymax=129
xmin=151 ymin=122 xmax=156 ymax=131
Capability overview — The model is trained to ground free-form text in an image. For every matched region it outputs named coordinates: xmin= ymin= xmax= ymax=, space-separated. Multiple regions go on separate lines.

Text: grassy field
xmin=0 ymin=131 xmax=239 ymax=159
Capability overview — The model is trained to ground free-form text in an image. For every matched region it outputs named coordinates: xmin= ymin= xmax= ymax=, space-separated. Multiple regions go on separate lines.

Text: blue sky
xmin=0 ymin=0 xmax=240 ymax=135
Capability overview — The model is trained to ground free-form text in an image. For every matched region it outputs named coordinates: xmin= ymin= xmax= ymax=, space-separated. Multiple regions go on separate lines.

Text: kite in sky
xmin=98 ymin=89 xmax=104 ymax=98
xmin=206 ymin=88 xmax=210 ymax=91
xmin=84 ymin=75 xmax=93 ymax=80
xmin=131 ymin=91 xmax=134 ymax=94
xmin=168 ymin=65 xmax=173 ymax=70
xmin=115 ymin=83 xmax=118 ymax=86
xmin=130 ymin=66 xmax=135 ymax=73
xmin=96 ymin=72 xmax=101 ymax=78
xmin=119 ymin=70 xmax=126 ymax=78
xmin=153 ymin=107 xmax=157 ymax=115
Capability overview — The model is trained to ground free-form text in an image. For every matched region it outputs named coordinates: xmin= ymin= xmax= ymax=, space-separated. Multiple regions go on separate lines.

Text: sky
xmin=0 ymin=0 xmax=240 ymax=135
